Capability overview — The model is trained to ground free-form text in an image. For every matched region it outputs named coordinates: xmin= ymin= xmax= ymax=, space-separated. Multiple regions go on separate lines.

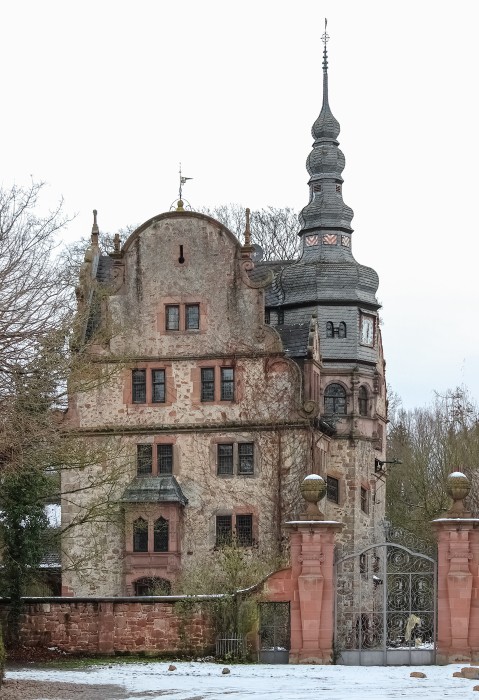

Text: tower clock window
xmin=324 ymin=383 xmax=346 ymax=415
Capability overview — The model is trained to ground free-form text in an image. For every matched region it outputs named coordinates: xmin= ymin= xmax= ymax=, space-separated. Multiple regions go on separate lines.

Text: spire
xmin=299 ymin=21 xmax=354 ymax=239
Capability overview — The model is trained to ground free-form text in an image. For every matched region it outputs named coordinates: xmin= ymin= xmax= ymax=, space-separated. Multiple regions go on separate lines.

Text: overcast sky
xmin=1 ymin=0 xmax=478 ymax=410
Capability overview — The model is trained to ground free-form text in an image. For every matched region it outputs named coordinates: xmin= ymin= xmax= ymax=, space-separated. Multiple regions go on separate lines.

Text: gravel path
xmin=0 ymin=679 xmax=130 ymax=699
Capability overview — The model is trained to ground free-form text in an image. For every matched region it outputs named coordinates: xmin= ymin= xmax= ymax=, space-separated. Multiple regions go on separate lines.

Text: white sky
xmin=1 ymin=0 xmax=478 ymax=410
xmin=7 ymin=661 xmax=474 ymax=699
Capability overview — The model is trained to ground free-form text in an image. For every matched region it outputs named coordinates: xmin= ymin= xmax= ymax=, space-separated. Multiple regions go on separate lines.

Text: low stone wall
xmin=0 ymin=597 xmax=215 ymax=656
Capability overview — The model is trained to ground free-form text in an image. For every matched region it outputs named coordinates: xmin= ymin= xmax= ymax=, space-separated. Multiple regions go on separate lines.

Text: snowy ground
xmin=5 ymin=661 xmax=479 ymax=700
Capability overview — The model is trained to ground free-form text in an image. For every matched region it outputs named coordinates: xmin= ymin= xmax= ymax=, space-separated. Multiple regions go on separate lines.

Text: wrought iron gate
xmin=258 ymin=602 xmax=290 ymax=663
xmin=335 ymin=543 xmax=436 ymax=665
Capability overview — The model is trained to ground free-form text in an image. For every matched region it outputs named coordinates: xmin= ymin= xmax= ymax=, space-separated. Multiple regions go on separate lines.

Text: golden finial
xmin=176 ymin=199 xmax=185 ymax=211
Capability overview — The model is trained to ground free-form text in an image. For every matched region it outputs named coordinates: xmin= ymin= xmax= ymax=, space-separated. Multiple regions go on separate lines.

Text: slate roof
xmin=121 ymin=476 xmax=188 ymax=505
xmin=276 ymin=324 xmax=311 ymax=358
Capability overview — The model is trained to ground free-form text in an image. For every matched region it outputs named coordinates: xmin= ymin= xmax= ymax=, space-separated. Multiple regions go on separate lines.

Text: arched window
xmin=338 ymin=322 xmax=347 ymax=338
xmin=358 ymin=386 xmax=368 ymax=416
xmin=134 ymin=576 xmax=171 ymax=596
xmin=154 ymin=517 xmax=169 ymax=552
xmin=326 ymin=322 xmax=334 ymax=338
xmin=324 ymin=383 xmax=347 ymax=415
xmin=133 ymin=518 xmax=148 ymax=552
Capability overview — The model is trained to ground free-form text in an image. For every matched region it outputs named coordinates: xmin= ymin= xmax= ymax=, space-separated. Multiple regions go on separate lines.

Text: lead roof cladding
xmin=261 ymin=28 xmax=380 ymax=312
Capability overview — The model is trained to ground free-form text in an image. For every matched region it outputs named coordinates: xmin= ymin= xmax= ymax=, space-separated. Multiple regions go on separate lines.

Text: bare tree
xmin=0 ymin=182 xmax=71 ymax=398
xmin=386 ymin=387 xmax=479 ymax=547
xmin=200 ymin=204 xmax=300 ymax=261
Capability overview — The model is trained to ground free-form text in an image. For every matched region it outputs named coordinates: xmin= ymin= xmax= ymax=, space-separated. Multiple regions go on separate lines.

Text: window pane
xmin=201 ymin=368 xmax=215 ymax=401
xmin=236 ymin=514 xmax=253 ymax=546
xmin=165 ymin=305 xmax=179 ymax=330
xmin=324 ymin=383 xmax=346 ymax=415
xmin=137 ymin=444 xmax=152 ymax=475
xmin=358 ymin=386 xmax=368 ymax=416
xmin=361 ymin=487 xmax=369 ymax=514
xmin=216 ymin=515 xmax=232 ymax=546
xmin=157 ymin=444 xmax=173 ymax=474
xmin=220 ymin=368 xmax=234 ymax=401
xmin=238 ymin=443 xmax=254 ymax=475
xmin=132 ymin=369 xmax=146 ymax=403
xmin=133 ymin=518 xmax=148 ymax=552
xmin=217 ymin=444 xmax=233 ymax=475
xmin=185 ymin=304 xmax=200 ymax=330
xmin=153 ymin=517 xmax=169 ymax=552
xmin=327 ymin=475 xmax=339 ymax=503
xmin=152 ymin=370 xmax=166 ymax=403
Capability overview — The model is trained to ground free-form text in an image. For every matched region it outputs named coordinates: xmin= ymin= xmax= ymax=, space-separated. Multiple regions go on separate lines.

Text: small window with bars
xmin=216 ymin=515 xmax=232 ymax=546
xmin=326 ymin=475 xmax=339 ymax=503
xmin=220 ymin=368 xmax=234 ymax=401
xmin=132 ymin=370 xmax=146 ymax=404
xmin=217 ymin=444 xmax=234 ymax=475
xmin=238 ymin=443 xmax=254 ymax=475
xmin=157 ymin=444 xmax=173 ymax=474
xmin=185 ymin=304 xmax=200 ymax=330
xmin=165 ymin=305 xmax=180 ymax=330
xmin=236 ymin=514 xmax=253 ymax=546
xmin=152 ymin=369 xmax=166 ymax=403
xmin=201 ymin=368 xmax=215 ymax=401
xmin=137 ymin=445 xmax=153 ymax=475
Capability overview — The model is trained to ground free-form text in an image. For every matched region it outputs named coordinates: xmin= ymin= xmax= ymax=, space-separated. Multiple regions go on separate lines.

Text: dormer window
xmin=335 ymin=184 xmax=342 ymax=193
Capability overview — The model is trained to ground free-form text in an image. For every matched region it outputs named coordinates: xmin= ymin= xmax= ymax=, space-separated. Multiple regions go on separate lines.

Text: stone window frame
xmin=360 ymin=485 xmax=370 ymax=515
xmin=193 ymin=361 xmax=239 ymax=405
xmin=214 ymin=511 xmax=255 ymax=548
xmin=132 ymin=516 xmax=170 ymax=553
xmin=215 ymin=441 xmax=256 ymax=477
xmin=358 ymin=385 xmax=369 ymax=416
xmin=323 ymin=382 xmax=348 ymax=415
xmin=136 ymin=439 xmax=178 ymax=477
xmin=134 ymin=576 xmax=171 ymax=596
xmin=326 ymin=475 xmax=340 ymax=504
xmin=158 ymin=297 xmax=206 ymax=335
xmin=126 ymin=364 xmax=175 ymax=407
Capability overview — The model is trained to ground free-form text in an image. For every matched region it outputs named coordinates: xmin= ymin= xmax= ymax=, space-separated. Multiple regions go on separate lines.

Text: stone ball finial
xmin=446 ymin=471 xmax=471 ymax=518
xmin=300 ymin=474 xmax=327 ymax=520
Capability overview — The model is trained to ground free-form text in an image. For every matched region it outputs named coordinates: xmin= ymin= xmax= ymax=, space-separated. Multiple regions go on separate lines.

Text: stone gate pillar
xmin=433 ymin=472 xmax=479 ymax=664
xmin=286 ymin=475 xmax=343 ymax=664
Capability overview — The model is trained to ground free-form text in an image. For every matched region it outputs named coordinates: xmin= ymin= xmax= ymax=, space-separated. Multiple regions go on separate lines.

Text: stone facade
xmin=63 ymin=35 xmax=386 ymax=596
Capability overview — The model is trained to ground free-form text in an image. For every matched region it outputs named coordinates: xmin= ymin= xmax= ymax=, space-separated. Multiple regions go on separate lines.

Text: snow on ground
xmin=6 ymin=661 xmax=479 ymax=700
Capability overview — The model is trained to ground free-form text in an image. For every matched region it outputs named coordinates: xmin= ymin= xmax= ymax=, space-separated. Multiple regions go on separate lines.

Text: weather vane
xmin=178 ymin=163 xmax=192 ymax=201
xmin=321 ymin=18 xmax=329 ymax=46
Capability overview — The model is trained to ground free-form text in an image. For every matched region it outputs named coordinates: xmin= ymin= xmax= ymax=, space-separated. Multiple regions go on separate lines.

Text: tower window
xmin=336 ymin=184 xmax=342 ymax=193
xmin=361 ymin=487 xmax=369 ymax=514
xmin=326 ymin=322 xmax=334 ymax=338
xmin=324 ymin=383 xmax=347 ymax=415
xmin=338 ymin=322 xmax=346 ymax=338
xmin=327 ymin=475 xmax=339 ymax=504
xmin=358 ymin=386 xmax=368 ymax=416
xmin=326 ymin=322 xmax=347 ymax=338
xmin=265 ymin=309 xmax=270 ymax=324
xmin=277 ymin=309 xmax=284 ymax=325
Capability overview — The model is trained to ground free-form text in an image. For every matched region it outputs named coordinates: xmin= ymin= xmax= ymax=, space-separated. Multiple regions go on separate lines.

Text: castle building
xmin=63 ymin=35 xmax=386 ymax=596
